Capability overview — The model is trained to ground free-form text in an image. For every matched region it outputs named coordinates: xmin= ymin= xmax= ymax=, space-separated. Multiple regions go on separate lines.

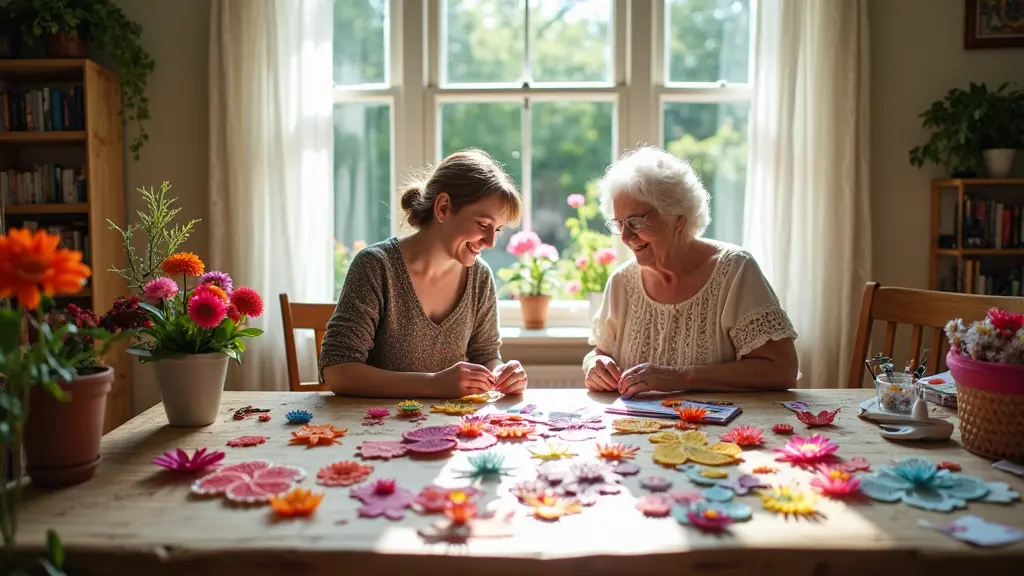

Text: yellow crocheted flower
xmin=648 ymin=429 xmax=742 ymax=467
xmin=759 ymin=486 xmax=818 ymax=516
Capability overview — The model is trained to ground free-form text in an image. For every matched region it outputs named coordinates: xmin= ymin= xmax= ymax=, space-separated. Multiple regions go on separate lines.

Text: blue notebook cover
xmin=605 ymin=398 xmax=742 ymax=425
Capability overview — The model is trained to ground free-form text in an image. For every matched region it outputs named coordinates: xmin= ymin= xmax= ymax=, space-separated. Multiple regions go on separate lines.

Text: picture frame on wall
xmin=965 ymin=0 xmax=1024 ymax=49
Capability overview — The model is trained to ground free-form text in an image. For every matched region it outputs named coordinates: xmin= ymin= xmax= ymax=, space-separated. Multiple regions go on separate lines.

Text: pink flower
xmin=686 ymin=508 xmax=733 ymax=531
xmin=567 ymin=194 xmax=586 ymax=209
xmin=143 ymin=277 xmax=179 ymax=304
xmin=774 ymin=434 xmax=840 ymax=466
xmin=153 ymin=447 xmax=225 ymax=472
xmin=507 ymin=230 xmax=541 ymax=257
xmin=575 ymin=255 xmax=589 ymax=270
xmin=567 ymin=280 xmax=582 ymax=295
xmin=809 ymin=464 xmax=861 ymax=497
xmin=594 ymin=248 xmax=617 ymax=266
xmin=533 ymin=243 xmax=559 ymax=261
xmin=188 ymin=291 xmax=228 ymax=329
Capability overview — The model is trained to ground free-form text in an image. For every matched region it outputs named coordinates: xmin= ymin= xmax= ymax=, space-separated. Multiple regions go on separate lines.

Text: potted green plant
xmin=976 ymin=84 xmax=1024 ymax=178
xmin=8 ymin=0 xmax=155 ymax=159
xmin=498 ymin=231 xmax=561 ymax=329
xmin=562 ymin=184 xmax=617 ymax=309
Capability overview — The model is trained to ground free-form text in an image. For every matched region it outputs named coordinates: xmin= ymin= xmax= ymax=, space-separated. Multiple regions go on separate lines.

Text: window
xmin=331 ymin=0 xmax=755 ymax=322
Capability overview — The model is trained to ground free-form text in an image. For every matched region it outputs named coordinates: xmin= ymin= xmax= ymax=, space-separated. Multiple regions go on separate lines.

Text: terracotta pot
xmin=947 ymin=351 xmax=1024 ymax=462
xmin=44 ymin=31 xmax=86 ymax=58
xmin=519 ymin=295 xmax=551 ymax=330
xmin=23 ymin=366 xmax=113 ymax=489
xmin=151 ymin=353 xmax=230 ymax=427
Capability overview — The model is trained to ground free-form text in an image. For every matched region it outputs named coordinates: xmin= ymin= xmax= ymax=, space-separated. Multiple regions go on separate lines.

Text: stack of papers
xmin=918 ymin=370 xmax=957 ymax=408
xmin=605 ymin=398 xmax=742 ymax=425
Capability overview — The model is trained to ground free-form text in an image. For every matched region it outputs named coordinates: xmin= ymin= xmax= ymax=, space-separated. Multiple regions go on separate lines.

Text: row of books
xmin=960 ymin=196 xmax=1024 ymax=249
xmin=0 ymin=84 xmax=87 ymax=132
xmin=1 ymin=165 xmax=87 ymax=205
xmin=952 ymin=260 xmax=1024 ymax=296
xmin=18 ymin=220 xmax=91 ymax=268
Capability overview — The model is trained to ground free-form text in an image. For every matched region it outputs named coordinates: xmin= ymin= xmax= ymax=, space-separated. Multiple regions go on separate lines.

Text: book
xmin=605 ymin=398 xmax=742 ymax=425
xmin=918 ymin=370 xmax=957 ymax=409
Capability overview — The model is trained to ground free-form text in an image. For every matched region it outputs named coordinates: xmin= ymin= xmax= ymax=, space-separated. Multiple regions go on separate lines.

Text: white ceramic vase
xmin=586 ymin=291 xmax=604 ymax=317
xmin=983 ymin=148 xmax=1016 ymax=178
xmin=150 ymin=352 xmax=230 ymax=427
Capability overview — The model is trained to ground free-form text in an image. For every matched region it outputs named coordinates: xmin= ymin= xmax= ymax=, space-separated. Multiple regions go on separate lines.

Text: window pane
xmin=333 ymin=0 xmax=388 ymax=86
xmin=662 ymin=101 xmax=749 ymax=245
xmin=666 ymin=0 xmax=750 ymax=84
xmin=530 ymin=1 xmax=612 ymax=83
xmin=334 ymin=102 xmax=392 ymax=297
xmin=440 ymin=102 xmax=523 ymax=276
xmin=444 ymin=0 xmax=525 ymax=85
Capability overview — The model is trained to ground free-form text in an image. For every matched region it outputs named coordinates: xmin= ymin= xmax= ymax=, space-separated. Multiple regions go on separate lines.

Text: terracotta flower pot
xmin=947 ymin=350 xmax=1024 ymax=462
xmin=151 ymin=352 xmax=230 ymax=427
xmin=23 ymin=366 xmax=113 ymax=489
xmin=519 ymin=295 xmax=551 ymax=330
xmin=44 ymin=30 xmax=86 ymax=58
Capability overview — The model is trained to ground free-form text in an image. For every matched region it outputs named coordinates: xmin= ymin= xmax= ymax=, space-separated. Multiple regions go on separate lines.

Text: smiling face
xmin=610 ymin=194 xmax=684 ymax=267
xmin=436 ymin=193 xmax=509 ymax=266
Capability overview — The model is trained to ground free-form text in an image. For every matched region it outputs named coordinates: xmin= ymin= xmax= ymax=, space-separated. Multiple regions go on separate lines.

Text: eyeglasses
xmin=605 ymin=213 xmax=652 ymax=235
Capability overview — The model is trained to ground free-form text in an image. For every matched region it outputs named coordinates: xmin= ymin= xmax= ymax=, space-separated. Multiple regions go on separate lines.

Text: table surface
xmin=15 ymin=389 xmax=1024 ymax=575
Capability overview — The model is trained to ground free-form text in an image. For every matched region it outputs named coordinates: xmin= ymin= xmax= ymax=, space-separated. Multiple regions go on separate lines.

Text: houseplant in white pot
xmin=977 ymin=83 xmax=1024 ymax=178
xmin=562 ymin=186 xmax=617 ymax=312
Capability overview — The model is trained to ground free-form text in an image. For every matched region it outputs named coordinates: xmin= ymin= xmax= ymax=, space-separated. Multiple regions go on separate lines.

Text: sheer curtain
xmin=743 ymin=0 xmax=872 ymax=389
xmin=209 ymin=0 xmax=335 ymax=391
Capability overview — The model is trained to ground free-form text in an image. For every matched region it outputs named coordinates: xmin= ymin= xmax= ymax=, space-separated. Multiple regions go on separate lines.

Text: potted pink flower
xmin=944 ymin=307 xmax=1024 ymax=461
xmin=497 ymin=231 xmax=561 ymax=329
xmin=563 ymin=189 xmax=617 ymax=308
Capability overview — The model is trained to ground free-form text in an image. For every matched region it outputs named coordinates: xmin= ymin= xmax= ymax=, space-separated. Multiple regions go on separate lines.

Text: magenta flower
xmin=686 ymin=508 xmax=733 ymax=531
xmin=506 ymin=230 xmax=542 ymax=257
xmin=188 ymin=291 xmax=228 ymax=329
xmin=533 ymin=243 xmax=559 ymax=261
xmin=810 ymin=465 xmax=862 ymax=497
xmin=153 ymin=447 xmax=226 ymax=472
xmin=774 ymin=434 xmax=840 ymax=466
xmin=594 ymin=247 xmax=617 ymax=266
xmin=567 ymin=194 xmax=586 ymax=209
xmin=575 ymin=255 xmax=589 ymax=270
xmin=143 ymin=277 xmax=179 ymax=304
xmin=199 ymin=270 xmax=234 ymax=293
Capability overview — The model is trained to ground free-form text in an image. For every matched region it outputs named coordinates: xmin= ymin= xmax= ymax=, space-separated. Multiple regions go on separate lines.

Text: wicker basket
xmin=947 ymin=351 xmax=1024 ymax=462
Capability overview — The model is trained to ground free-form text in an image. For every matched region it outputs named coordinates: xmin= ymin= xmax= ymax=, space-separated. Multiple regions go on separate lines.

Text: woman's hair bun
xmin=400 ymin=186 xmax=423 ymax=212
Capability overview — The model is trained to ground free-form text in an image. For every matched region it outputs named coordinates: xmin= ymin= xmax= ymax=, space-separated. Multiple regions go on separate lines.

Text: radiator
xmin=525 ymin=365 xmax=585 ymax=389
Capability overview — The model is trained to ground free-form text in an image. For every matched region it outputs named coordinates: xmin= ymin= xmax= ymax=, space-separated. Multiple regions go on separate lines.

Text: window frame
xmin=335 ymin=0 xmax=756 ymax=329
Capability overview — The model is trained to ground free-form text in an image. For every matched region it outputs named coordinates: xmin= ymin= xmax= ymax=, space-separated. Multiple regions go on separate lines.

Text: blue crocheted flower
xmin=285 ymin=410 xmax=313 ymax=424
xmin=858 ymin=457 xmax=1013 ymax=511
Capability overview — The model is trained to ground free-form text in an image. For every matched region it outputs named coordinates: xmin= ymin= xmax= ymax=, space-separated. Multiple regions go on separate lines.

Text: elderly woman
xmin=584 ymin=147 xmax=799 ymax=398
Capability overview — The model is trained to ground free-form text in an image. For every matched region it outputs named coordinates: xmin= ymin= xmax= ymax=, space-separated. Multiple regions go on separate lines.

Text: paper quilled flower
xmin=524 ymin=493 xmax=583 ymax=521
xmin=431 ymin=401 xmax=479 ymax=415
xmin=227 ymin=435 xmax=267 ymax=448
xmin=402 ymin=425 xmax=459 ymax=454
xmin=772 ymin=423 xmax=794 ymax=434
xmin=795 ymin=408 xmax=840 ymax=427
xmin=595 ymin=443 xmax=639 ymax=461
xmin=153 ymin=448 xmax=225 ymax=472
xmin=611 ymin=418 xmax=666 ymax=434
xmin=636 ymin=495 xmax=673 ymax=517
xmin=355 ymin=441 xmax=408 ymax=460
xmin=316 ymin=460 xmax=373 ymax=487
xmin=719 ymin=426 xmax=765 ymax=447
xmin=675 ymin=405 xmax=708 ymax=423
xmin=191 ymin=460 xmax=305 ymax=503
xmin=640 ymin=476 xmax=673 ymax=492
xmin=528 ymin=442 xmax=577 ymax=461
xmin=455 ymin=452 xmax=515 ymax=480
xmin=856 ymin=457 xmax=1008 ymax=512
xmin=810 ymin=465 xmax=861 ymax=497
xmin=350 ymin=479 xmax=417 ymax=520
xmin=413 ymin=486 xmax=481 ymax=514
xmin=396 ymin=400 xmax=423 ymax=417
xmin=648 ymin=430 xmax=743 ymax=467
xmin=366 ymin=407 xmax=389 ymax=419
xmin=290 ymin=424 xmax=347 ymax=447
xmin=544 ymin=415 xmax=605 ymax=442
xmin=838 ymin=457 xmax=871 ymax=473
xmin=556 ymin=462 xmax=622 ymax=505
xmin=774 ymin=434 xmax=839 ymax=466
xmin=269 ymin=488 xmax=324 ymax=518
xmin=285 ymin=410 xmax=313 ymax=424
xmin=759 ymin=486 xmax=818 ymax=517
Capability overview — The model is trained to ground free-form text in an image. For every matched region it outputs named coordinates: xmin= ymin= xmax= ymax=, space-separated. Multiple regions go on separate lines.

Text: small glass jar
xmin=875 ymin=373 xmax=917 ymax=414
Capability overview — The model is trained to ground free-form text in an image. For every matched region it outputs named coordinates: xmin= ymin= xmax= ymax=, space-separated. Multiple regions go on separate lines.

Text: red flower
xmin=226 ymin=303 xmax=241 ymax=322
xmin=99 ymin=295 xmax=152 ymax=332
xmin=188 ymin=291 xmax=227 ymax=329
xmin=231 ymin=287 xmax=264 ymax=318
xmin=987 ymin=308 xmax=1024 ymax=337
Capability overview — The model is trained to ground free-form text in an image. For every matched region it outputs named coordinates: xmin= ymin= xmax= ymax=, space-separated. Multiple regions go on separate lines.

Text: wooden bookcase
xmin=929 ymin=178 xmax=1024 ymax=296
xmin=0 ymin=58 xmax=131 ymax=433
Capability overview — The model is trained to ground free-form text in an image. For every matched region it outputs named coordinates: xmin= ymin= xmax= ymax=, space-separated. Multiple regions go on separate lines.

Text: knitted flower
xmin=199 ymin=270 xmax=234 ymax=294
xmin=162 ymin=252 xmax=205 ymax=277
xmin=231 ymin=287 xmax=264 ymax=318
xmin=188 ymin=291 xmax=228 ymax=329
xmin=143 ymin=277 xmax=179 ymax=304
xmin=193 ymin=283 xmax=230 ymax=304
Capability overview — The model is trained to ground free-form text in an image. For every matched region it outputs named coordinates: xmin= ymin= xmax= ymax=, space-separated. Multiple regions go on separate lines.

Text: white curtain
xmin=209 ymin=0 xmax=335 ymax=391
xmin=743 ymin=0 xmax=872 ymax=389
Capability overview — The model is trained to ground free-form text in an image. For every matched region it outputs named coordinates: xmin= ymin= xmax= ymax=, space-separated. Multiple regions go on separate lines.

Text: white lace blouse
xmin=588 ymin=244 xmax=798 ymax=370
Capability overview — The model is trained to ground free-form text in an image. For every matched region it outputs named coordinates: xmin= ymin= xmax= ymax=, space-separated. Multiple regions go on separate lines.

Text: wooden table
xmin=14 ymin=389 xmax=1024 ymax=575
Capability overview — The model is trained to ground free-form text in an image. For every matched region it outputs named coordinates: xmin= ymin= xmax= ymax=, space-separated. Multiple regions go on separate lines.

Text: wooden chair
xmin=848 ymin=282 xmax=1024 ymax=388
xmin=279 ymin=293 xmax=337 ymax=392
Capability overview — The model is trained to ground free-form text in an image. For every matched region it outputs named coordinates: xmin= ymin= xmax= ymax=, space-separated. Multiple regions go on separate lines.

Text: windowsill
xmin=499 ymin=326 xmax=591 ymax=346
xmin=497 ymin=299 xmax=595 ymax=329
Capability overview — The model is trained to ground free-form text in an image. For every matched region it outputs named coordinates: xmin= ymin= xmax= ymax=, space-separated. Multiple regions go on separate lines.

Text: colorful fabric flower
xmin=143 ymin=277 xmax=179 ymax=304
xmin=161 ymin=252 xmax=205 ymax=277
xmin=772 ymin=423 xmax=794 ymax=434
xmin=350 ymin=479 xmax=417 ymax=520
xmin=230 ymin=286 xmax=264 ymax=318
xmin=774 ymin=434 xmax=839 ymax=466
xmin=187 ymin=291 xmax=228 ymax=329
xmin=0 ymin=227 xmax=91 ymax=309
xmin=269 ymin=488 xmax=324 ymax=517
xmin=198 ymin=270 xmax=234 ymax=293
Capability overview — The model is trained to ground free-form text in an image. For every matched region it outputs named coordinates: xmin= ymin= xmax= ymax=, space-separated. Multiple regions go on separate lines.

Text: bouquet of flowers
xmin=945 ymin=307 xmax=1024 ymax=365
xmin=563 ymin=187 xmax=617 ymax=298
xmin=497 ymin=230 xmax=560 ymax=297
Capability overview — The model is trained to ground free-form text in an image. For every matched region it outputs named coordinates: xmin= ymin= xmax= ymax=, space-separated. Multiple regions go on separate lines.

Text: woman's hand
xmin=618 ymin=363 xmax=687 ymax=399
xmin=493 ymin=360 xmax=528 ymax=394
xmin=585 ymin=355 xmax=622 ymax=392
xmin=433 ymin=361 xmax=495 ymax=397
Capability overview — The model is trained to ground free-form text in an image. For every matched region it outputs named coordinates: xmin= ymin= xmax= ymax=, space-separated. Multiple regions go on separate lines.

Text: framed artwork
xmin=965 ymin=0 xmax=1024 ymax=49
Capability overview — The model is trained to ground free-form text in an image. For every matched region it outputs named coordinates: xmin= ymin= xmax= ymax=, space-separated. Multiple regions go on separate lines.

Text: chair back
xmin=848 ymin=282 xmax=1024 ymax=388
xmin=280 ymin=293 xmax=336 ymax=392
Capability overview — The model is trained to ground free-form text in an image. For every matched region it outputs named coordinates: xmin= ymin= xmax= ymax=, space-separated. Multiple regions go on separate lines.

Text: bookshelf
xmin=929 ymin=178 xmax=1024 ymax=296
xmin=0 ymin=58 xmax=131 ymax=433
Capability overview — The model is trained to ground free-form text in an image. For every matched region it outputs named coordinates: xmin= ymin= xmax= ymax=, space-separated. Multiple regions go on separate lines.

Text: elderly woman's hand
xmin=585 ymin=355 xmax=622 ymax=392
xmin=617 ymin=363 xmax=689 ymax=399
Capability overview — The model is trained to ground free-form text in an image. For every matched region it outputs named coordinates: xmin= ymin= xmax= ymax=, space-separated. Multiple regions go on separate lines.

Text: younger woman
xmin=319 ymin=149 xmax=529 ymax=398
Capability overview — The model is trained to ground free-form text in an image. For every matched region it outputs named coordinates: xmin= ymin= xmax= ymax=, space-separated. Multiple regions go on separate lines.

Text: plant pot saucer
xmin=28 ymin=455 xmax=103 ymax=489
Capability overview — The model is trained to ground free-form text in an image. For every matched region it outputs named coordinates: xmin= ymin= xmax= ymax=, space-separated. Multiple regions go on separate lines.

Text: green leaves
xmin=128 ymin=298 xmax=261 ymax=364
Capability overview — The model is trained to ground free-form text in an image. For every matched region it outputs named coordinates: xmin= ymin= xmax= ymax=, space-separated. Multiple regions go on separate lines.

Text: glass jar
xmin=875 ymin=373 xmax=917 ymax=414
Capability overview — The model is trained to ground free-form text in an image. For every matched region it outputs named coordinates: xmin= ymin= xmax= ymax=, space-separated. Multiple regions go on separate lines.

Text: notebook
xmin=605 ymin=398 xmax=742 ymax=425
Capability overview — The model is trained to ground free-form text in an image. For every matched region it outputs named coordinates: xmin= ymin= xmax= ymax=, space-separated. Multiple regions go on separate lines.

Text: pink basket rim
xmin=946 ymin=350 xmax=1024 ymax=395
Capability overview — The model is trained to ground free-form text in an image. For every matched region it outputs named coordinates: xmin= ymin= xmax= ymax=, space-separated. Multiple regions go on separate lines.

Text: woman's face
xmin=436 ymin=194 xmax=508 ymax=267
xmin=609 ymin=194 xmax=684 ymax=268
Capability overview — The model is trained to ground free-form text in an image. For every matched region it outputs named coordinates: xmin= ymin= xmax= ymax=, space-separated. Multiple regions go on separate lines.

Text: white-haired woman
xmin=584 ymin=146 xmax=799 ymax=398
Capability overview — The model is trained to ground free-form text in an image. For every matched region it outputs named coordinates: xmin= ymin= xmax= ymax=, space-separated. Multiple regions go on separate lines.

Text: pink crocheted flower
xmin=366 ymin=407 xmax=389 ymax=419
xmin=810 ymin=464 xmax=861 ymax=497
xmin=636 ymin=495 xmax=673 ymax=517
xmin=772 ymin=423 xmax=794 ymax=434
xmin=837 ymin=456 xmax=871 ymax=473
xmin=191 ymin=460 xmax=305 ymax=503
xmin=775 ymin=434 xmax=840 ymax=466
xmin=355 ymin=441 xmax=408 ymax=460
xmin=153 ymin=448 xmax=225 ymax=472
xmin=687 ymin=508 xmax=733 ymax=531
xmin=350 ymin=479 xmax=417 ymax=520
xmin=226 ymin=435 xmax=268 ymax=447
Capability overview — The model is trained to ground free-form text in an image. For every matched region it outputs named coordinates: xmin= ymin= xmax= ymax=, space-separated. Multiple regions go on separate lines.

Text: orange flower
xmin=524 ymin=493 xmax=582 ymax=521
xmin=595 ymin=442 xmax=640 ymax=461
xmin=457 ymin=421 xmax=487 ymax=438
xmin=194 ymin=283 xmax=229 ymax=304
xmin=289 ymin=424 xmax=347 ymax=447
xmin=675 ymin=405 xmax=708 ymax=423
xmin=0 ymin=228 xmax=90 ymax=309
xmin=162 ymin=252 xmax=205 ymax=277
xmin=661 ymin=399 xmax=683 ymax=407
xmin=269 ymin=488 xmax=324 ymax=517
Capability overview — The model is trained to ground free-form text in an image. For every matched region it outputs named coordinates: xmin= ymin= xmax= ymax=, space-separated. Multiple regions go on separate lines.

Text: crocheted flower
xmin=772 ymin=423 xmax=794 ymax=434
xmin=198 ymin=270 xmax=234 ymax=293
xmin=457 ymin=419 xmax=487 ymax=437
xmin=611 ymin=418 xmax=666 ymax=434
xmin=285 ymin=410 xmax=313 ymax=424
xmin=661 ymin=399 xmax=683 ymax=407
xmin=366 ymin=407 xmax=389 ymax=419
xmin=396 ymin=400 xmax=423 ymax=416
xmin=648 ymin=430 xmax=743 ymax=467
xmin=187 ymin=291 xmax=227 ymax=329
xmin=528 ymin=443 xmax=577 ymax=461
xmin=403 ymin=426 xmax=459 ymax=454
xmin=430 ymin=401 xmax=479 ymax=415
xmin=675 ymin=405 xmax=708 ymax=423
xmin=290 ymin=424 xmax=347 ymax=447
xmin=523 ymin=493 xmax=582 ymax=521
xmin=489 ymin=421 xmax=535 ymax=439
xmin=613 ymin=461 xmax=641 ymax=476
xmin=544 ymin=415 xmax=605 ymax=442
xmin=810 ymin=465 xmax=861 ymax=497
xmin=230 ymin=286 xmax=264 ymax=318
xmin=152 ymin=448 xmax=225 ymax=472
xmin=226 ymin=435 xmax=267 ymax=447
xmin=837 ymin=457 xmax=871 ymax=473
xmin=258 ymin=413 xmax=271 ymax=422
xmin=857 ymin=457 xmax=996 ymax=512
xmin=685 ymin=507 xmax=733 ymax=531
xmin=774 ymin=434 xmax=839 ymax=466
xmin=191 ymin=460 xmax=305 ymax=503
xmin=269 ymin=488 xmax=324 ymax=517
xmin=355 ymin=441 xmax=408 ymax=460
xmin=556 ymin=462 xmax=622 ymax=505
xmin=636 ymin=495 xmax=673 ymax=517
xmin=752 ymin=466 xmax=778 ymax=474
xmin=143 ymin=277 xmax=179 ymax=304
xmin=316 ymin=460 xmax=373 ymax=486
xmin=595 ymin=443 xmax=639 ymax=461
xmin=673 ymin=499 xmax=752 ymax=529
xmin=162 ymin=252 xmax=204 ymax=277
xmin=795 ymin=408 xmax=840 ymax=427
xmin=414 ymin=486 xmax=481 ymax=514
xmin=350 ymin=479 xmax=417 ymax=520
xmin=455 ymin=452 xmax=515 ymax=480
xmin=719 ymin=426 xmax=765 ymax=447
xmin=759 ymin=486 xmax=818 ymax=517
xmin=640 ymin=476 xmax=673 ymax=492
